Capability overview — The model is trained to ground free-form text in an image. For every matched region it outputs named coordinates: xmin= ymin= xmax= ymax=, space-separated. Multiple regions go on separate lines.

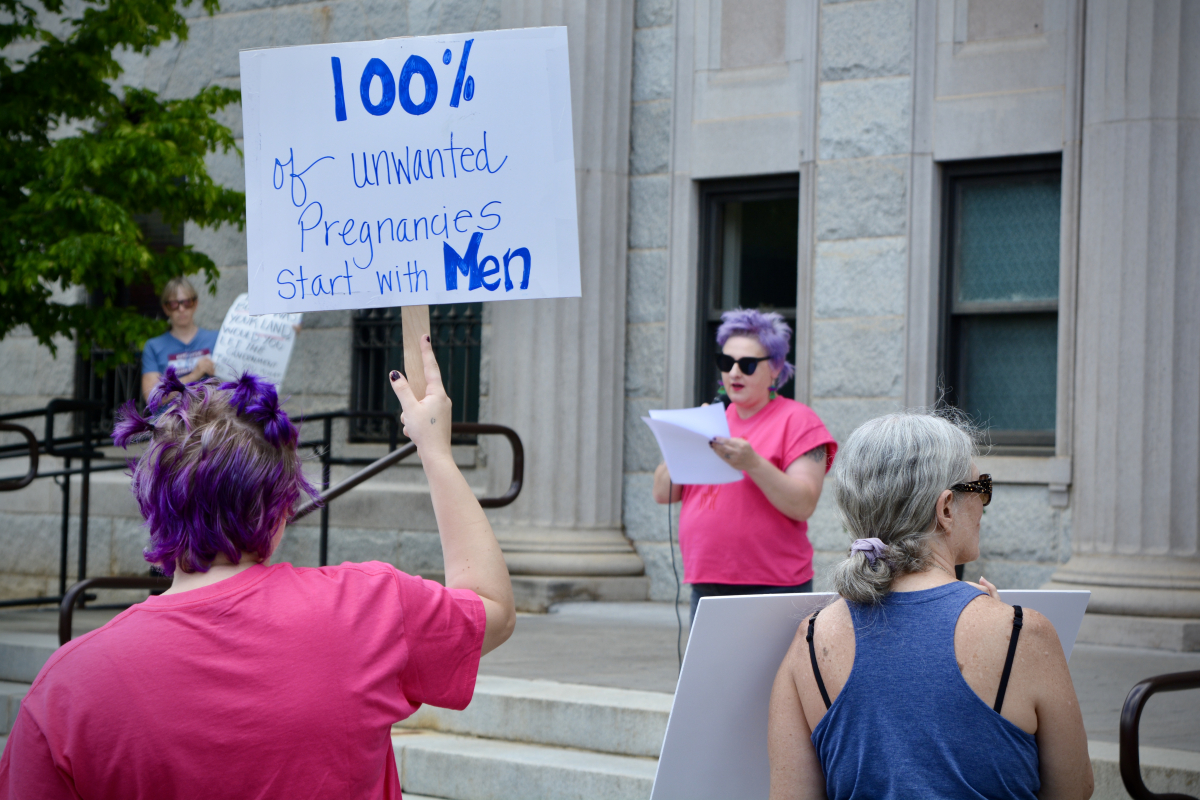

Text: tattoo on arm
xmin=803 ymin=445 xmax=826 ymax=463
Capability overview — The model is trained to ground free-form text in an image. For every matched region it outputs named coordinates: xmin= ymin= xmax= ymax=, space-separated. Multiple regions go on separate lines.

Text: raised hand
xmin=388 ymin=334 xmax=453 ymax=459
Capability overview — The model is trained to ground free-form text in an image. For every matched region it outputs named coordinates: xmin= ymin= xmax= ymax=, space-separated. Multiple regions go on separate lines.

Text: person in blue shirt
xmin=141 ymin=277 xmax=219 ymax=401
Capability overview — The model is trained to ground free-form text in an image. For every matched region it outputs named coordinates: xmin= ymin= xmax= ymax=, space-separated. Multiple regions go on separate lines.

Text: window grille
xmin=350 ymin=304 xmax=482 ymax=442
xmin=697 ymin=175 xmax=800 ymax=404
xmin=941 ymin=157 xmax=1061 ymax=450
xmin=75 ymin=351 xmax=143 ymax=437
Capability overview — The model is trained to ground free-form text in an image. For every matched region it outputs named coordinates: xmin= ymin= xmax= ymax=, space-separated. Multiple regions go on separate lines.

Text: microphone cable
xmin=667 ymin=480 xmax=683 ymax=674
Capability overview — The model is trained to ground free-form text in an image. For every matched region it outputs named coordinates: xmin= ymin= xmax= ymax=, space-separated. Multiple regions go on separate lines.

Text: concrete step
xmin=1077 ymin=612 xmax=1200 ymax=652
xmin=394 ymin=730 xmax=656 ymax=800
xmin=399 ymin=676 xmax=671 ymax=758
xmin=0 ymin=632 xmax=56 ymax=684
xmin=0 ymin=681 xmax=29 ymax=734
xmin=1089 ymin=740 xmax=1200 ymax=799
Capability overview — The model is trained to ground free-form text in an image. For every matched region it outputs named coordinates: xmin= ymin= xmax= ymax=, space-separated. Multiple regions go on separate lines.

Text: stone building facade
xmin=2 ymin=0 xmax=1197 ymax=647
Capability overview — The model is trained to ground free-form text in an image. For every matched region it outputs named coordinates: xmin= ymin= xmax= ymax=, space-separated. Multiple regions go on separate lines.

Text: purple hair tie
xmin=851 ymin=537 xmax=888 ymax=565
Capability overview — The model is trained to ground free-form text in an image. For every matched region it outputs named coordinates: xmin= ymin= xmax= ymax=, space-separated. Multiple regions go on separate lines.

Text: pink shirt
xmin=679 ymin=398 xmax=836 ymax=586
xmin=0 ymin=562 xmax=485 ymax=800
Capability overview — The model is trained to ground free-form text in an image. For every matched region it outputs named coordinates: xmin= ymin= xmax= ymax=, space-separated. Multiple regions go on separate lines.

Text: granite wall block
xmin=813 ymin=236 xmax=908 ymax=319
xmin=811 ymin=317 xmax=905 ymax=398
xmin=818 ymin=76 xmax=913 ymax=159
xmin=820 ymin=0 xmax=913 ymax=81
xmin=815 ymin=157 xmax=908 ymax=240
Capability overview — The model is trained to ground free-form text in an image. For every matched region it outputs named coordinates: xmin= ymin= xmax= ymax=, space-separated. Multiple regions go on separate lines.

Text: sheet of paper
xmin=239 ymin=28 xmax=580 ymax=314
xmin=212 ymin=293 xmax=303 ymax=385
xmin=643 ymin=415 xmax=743 ymax=485
xmin=650 ymin=589 xmax=1091 ymax=800
xmin=648 ymin=403 xmax=731 ymax=439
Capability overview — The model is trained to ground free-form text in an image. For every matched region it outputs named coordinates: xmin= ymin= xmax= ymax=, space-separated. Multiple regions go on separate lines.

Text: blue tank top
xmin=810 ymin=581 xmax=1040 ymax=799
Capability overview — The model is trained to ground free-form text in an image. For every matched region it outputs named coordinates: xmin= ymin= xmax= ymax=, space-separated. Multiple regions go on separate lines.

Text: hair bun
xmin=146 ymin=368 xmax=191 ymax=413
xmin=112 ymin=399 xmax=155 ymax=446
xmin=219 ymin=373 xmax=298 ymax=448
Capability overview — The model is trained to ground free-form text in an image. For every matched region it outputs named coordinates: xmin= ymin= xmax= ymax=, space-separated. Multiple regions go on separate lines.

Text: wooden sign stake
xmin=401 ymin=305 xmax=431 ymax=400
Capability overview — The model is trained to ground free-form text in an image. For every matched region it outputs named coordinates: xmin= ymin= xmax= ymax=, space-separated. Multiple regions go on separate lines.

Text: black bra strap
xmin=806 ymin=611 xmax=832 ymax=710
xmin=993 ymin=605 xmax=1024 ymax=713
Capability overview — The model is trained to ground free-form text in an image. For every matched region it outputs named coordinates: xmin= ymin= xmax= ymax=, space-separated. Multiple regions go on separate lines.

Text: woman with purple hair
xmin=654 ymin=308 xmax=837 ymax=621
xmin=0 ymin=337 xmax=515 ymax=800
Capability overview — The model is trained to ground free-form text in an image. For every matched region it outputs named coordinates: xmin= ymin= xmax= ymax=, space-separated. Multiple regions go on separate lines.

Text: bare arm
xmin=142 ymin=372 xmax=161 ymax=402
xmin=390 ymin=336 xmax=515 ymax=656
xmin=769 ymin=633 xmax=828 ymax=800
xmin=653 ymin=461 xmax=683 ymax=504
xmin=1028 ymin=611 xmax=1093 ymax=799
xmin=710 ymin=440 xmax=827 ymax=521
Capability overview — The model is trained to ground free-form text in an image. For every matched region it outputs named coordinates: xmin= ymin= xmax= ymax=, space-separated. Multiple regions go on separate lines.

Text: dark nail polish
xmin=389 ymin=370 xmax=400 ymax=381
xmin=424 ymin=334 xmax=430 ymax=342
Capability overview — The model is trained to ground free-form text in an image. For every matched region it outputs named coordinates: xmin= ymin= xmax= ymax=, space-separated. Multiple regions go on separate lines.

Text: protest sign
xmin=212 ymin=293 xmax=303 ymax=385
xmin=650 ymin=589 xmax=1091 ymax=800
xmin=239 ymin=27 xmax=580 ymax=315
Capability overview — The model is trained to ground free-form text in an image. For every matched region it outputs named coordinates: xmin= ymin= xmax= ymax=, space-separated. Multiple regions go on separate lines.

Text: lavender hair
xmin=715 ymin=308 xmax=795 ymax=389
xmin=113 ymin=371 xmax=320 ymax=576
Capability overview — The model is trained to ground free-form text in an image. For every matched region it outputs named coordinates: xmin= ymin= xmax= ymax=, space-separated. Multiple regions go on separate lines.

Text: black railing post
xmin=58 ymin=456 xmax=71 ymax=598
xmin=319 ymin=416 xmax=333 ymax=567
xmin=77 ymin=406 xmax=93 ymax=604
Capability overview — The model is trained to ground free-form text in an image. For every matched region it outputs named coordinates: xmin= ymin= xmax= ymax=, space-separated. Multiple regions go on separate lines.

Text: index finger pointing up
xmin=389 ymin=368 xmax=419 ymax=412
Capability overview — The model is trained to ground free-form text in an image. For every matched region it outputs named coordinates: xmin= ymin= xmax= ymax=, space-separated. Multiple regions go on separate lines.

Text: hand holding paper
xmin=643 ymin=405 xmax=743 ymax=485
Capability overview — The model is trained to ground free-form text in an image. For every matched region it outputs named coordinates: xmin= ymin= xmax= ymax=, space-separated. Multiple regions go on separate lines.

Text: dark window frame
xmin=349 ymin=303 xmax=482 ymax=443
xmin=938 ymin=154 xmax=1063 ymax=453
xmin=696 ymin=174 xmax=800 ymax=406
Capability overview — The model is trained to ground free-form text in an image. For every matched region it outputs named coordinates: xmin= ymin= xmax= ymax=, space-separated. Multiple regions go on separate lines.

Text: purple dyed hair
xmin=113 ymin=371 xmax=320 ymax=576
xmin=715 ymin=308 xmax=795 ymax=389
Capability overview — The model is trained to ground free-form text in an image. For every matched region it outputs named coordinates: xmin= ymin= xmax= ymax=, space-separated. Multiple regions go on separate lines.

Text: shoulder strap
xmin=993 ymin=605 xmax=1024 ymax=713
xmin=806 ymin=611 xmax=832 ymax=710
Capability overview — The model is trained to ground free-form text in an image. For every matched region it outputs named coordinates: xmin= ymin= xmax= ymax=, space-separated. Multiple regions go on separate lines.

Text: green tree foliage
xmin=0 ymin=0 xmax=243 ymax=369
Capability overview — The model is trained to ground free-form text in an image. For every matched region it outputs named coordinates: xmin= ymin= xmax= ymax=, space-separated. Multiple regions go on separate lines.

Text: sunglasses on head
xmin=714 ymin=353 xmax=771 ymax=375
xmin=164 ymin=298 xmax=197 ymax=311
xmin=950 ymin=474 xmax=992 ymax=506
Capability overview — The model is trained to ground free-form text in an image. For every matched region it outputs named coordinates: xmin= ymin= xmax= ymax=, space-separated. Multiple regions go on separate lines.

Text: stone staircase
xmin=394 ymin=676 xmax=670 ymax=800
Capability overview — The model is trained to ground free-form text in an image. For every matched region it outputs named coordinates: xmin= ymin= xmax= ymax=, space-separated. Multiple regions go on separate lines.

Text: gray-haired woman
xmin=768 ymin=411 xmax=1092 ymax=800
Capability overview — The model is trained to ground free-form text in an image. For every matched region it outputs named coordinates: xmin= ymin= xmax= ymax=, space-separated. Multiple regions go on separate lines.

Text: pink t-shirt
xmin=0 ymin=561 xmax=485 ymax=800
xmin=679 ymin=398 xmax=836 ymax=586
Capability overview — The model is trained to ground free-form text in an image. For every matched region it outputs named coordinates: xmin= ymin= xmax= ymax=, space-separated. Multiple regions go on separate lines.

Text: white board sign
xmin=212 ymin=293 xmax=303 ymax=385
xmin=651 ymin=589 xmax=1091 ymax=800
xmin=239 ymin=27 xmax=580 ymax=315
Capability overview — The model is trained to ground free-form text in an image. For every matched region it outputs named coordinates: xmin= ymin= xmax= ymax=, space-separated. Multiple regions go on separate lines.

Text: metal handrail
xmin=0 ymin=422 xmax=38 ymax=491
xmin=293 ymin=421 xmax=524 ymax=521
xmin=1120 ymin=669 xmax=1200 ymax=800
xmin=59 ymin=576 xmax=172 ymax=645
xmin=4 ymin=400 xmax=524 ymax=604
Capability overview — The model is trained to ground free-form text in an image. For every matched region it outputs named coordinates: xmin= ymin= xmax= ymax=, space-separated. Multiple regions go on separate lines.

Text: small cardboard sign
xmin=239 ymin=27 xmax=580 ymax=315
xmin=650 ymin=589 xmax=1091 ymax=800
xmin=212 ymin=293 xmax=302 ymax=385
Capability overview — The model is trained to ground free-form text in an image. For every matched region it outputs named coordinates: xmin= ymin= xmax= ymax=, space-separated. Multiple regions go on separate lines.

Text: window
xmin=697 ymin=175 xmax=800 ymax=404
xmin=350 ymin=303 xmax=482 ymax=442
xmin=941 ymin=157 xmax=1061 ymax=451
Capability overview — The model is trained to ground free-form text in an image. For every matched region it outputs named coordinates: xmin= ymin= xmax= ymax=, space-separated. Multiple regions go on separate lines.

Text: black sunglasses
xmin=950 ymin=474 xmax=992 ymax=506
xmin=715 ymin=353 xmax=771 ymax=375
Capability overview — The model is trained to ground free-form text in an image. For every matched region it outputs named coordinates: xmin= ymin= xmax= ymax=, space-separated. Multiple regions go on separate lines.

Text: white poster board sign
xmin=651 ymin=589 xmax=1091 ymax=800
xmin=239 ymin=27 xmax=580 ymax=315
xmin=212 ymin=293 xmax=303 ymax=385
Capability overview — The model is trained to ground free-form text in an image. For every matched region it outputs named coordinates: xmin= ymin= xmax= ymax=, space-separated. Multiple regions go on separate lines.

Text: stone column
xmin=1046 ymin=2 xmax=1200 ymax=636
xmin=482 ymin=0 xmax=647 ymax=610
